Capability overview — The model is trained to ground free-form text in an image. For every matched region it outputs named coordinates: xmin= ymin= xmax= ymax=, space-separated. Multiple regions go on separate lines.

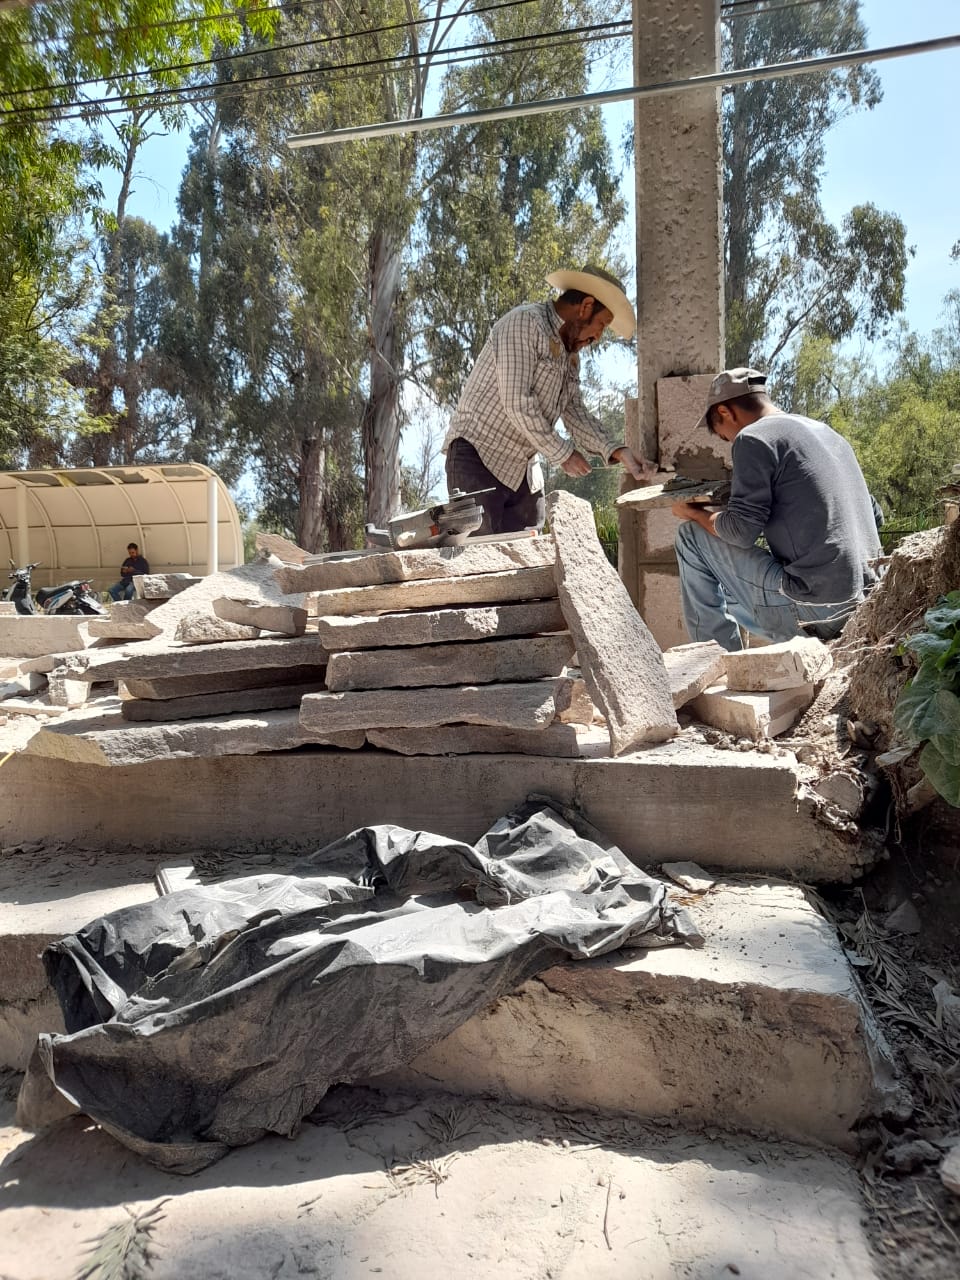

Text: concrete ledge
xmin=0 ymin=740 xmax=870 ymax=881
xmin=377 ymin=882 xmax=875 ymax=1151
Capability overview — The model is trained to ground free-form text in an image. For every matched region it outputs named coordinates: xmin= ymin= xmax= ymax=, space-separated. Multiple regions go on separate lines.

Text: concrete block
xmin=636 ymin=566 xmax=689 ymax=652
xmin=0 ymin=617 xmax=91 ymax=659
xmin=380 ymin=881 xmax=877 ymax=1151
xmin=662 ymin=640 xmax=727 ymax=708
xmin=723 ymin=637 xmax=833 ymax=691
xmin=175 ymin=611 xmax=261 ymax=644
xmin=86 ymin=600 xmax=162 ymax=640
xmin=690 ymin=682 xmax=816 ymax=740
xmin=301 ymin=677 xmax=581 ymax=733
xmin=121 ymin=680 xmax=325 ymax=721
xmin=315 ymin=599 xmax=566 ymax=651
xmin=656 ymin=374 xmax=732 ymax=476
xmin=61 ymin=634 xmax=330 ymax=684
xmin=24 ymin=706 xmax=364 ymax=768
xmin=122 ymin=665 xmax=328 ymax=701
xmin=325 ymin=633 xmax=575 ymax=692
xmin=133 ymin=573 xmax=201 ymax=599
xmin=366 ymin=723 xmax=586 ymax=758
xmin=310 ymin=566 xmax=558 ymax=618
xmin=548 ymin=491 xmax=677 ymax=754
xmin=278 ymin=536 xmax=556 ymax=593
xmin=634 ymin=507 xmax=681 ymax=561
xmin=213 ymin=597 xmax=308 ymax=637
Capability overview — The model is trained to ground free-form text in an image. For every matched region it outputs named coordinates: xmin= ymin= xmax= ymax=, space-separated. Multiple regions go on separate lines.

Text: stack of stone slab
xmin=690 ymin=637 xmax=833 ymax=740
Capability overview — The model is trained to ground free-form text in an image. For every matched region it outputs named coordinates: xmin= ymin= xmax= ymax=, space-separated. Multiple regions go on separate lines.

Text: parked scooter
xmin=5 ymin=560 xmax=107 ymax=616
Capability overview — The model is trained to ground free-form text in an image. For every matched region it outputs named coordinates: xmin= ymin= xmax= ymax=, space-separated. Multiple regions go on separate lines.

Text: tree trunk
xmin=361 ymin=227 xmax=402 ymax=528
xmin=297 ymin=432 xmax=328 ymax=554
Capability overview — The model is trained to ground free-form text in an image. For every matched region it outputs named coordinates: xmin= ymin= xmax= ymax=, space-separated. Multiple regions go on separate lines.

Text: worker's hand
xmin=611 ymin=446 xmax=657 ymax=484
xmin=671 ymin=500 xmax=700 ymax=521
xmin=561 ymin=449 xmax=592 ymax=478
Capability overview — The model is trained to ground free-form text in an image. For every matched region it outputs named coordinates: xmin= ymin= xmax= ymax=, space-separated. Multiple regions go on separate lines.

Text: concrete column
xmin=621 ymin=0 xmax=725 ymax=632
xmin=15 ymin=482 xmax=29 ymax=567
xmin=206 ymin=476 xmax=219 ymax=575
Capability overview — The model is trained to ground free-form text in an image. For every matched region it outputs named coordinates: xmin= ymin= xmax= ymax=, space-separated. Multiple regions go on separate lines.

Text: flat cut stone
xmin=213 ymin=596 xmax=307 ymax=636
xmin=255 ymin=530 xmax=308 ymax=564
xmin=25 ymin=706 xmax=363 ymax=768
xmin=122 ymin=665 xmax=328 ymax=701
xmin=661 ymin=860 xmax=716 ymax=893
xmin=121 ymin=681 xmax=325 ymax=721
xmin=133 ymin=573 xmax=201 ymax=599
xmin=144 ymin=557 xmax=306 ymax=638
xmin=62 ymin=635 xmax=329 ymax=684
xmin=662 ymin=640 xmax=727 ymax=708
xmin=175 ymin=612 xmax=261 ymax=644
xmin=277 ymin=536 xmax=555 ymax=592
xmin=325 ymin=633 xmax=574 ymax=692
xmin=0 ymin=671 xmax=46 ymax=700
xmin=310 ymin=566 xmax=558 ymax=617
xmin=86 ymin=600 xmax=162 ymax=640
xmin=547 ymin=491 xmax=677 ymax=754
xmin=0 ymin=617 xmax=91 ymax=659
xmin=366 ymin=723 xmax=585 ymax=757
xmin=723 ymin=637 xmax=833 ymax=691
xmin=301 ymin=677 xmax=580 ymax=733
xmin=690 ymin=682 xmax=816 ymax=740
xmin=315 ymin=599 xmax=566 ymax=651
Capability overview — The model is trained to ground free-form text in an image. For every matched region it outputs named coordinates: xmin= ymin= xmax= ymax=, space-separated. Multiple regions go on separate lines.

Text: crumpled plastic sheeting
xmin=20 ymin=799 xmax=702 ymax=1173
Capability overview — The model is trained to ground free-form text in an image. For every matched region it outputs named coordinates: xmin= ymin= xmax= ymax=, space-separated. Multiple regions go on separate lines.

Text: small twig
xmin=602 ymin=1176 xmax=613 ymax=1250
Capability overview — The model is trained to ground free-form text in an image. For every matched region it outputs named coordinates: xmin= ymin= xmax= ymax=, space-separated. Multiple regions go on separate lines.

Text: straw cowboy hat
xmin=545 ymin=264 xmax=636 ymax=340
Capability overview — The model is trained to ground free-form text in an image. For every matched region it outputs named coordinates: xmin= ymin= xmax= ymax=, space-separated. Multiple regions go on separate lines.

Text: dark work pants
xmin=445 ymin=438 xmax=545 ymax=536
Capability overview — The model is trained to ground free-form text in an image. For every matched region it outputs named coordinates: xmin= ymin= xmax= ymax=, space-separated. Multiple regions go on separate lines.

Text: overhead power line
xmin=287 ymin=31 xmax=960 ymax=147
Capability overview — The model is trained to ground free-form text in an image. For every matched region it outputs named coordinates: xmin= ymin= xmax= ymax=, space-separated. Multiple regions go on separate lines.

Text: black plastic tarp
xmin=20 ymin=798 xmax=702 ymax=1173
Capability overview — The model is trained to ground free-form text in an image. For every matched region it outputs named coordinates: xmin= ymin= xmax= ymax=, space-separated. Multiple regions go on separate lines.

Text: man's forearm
xmin=671 ymin=501 xmax=721 ymax=534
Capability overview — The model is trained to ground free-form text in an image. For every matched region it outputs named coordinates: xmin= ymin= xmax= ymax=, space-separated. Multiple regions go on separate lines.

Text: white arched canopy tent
xmin=0 ymin=464 xmax=243 ymax=591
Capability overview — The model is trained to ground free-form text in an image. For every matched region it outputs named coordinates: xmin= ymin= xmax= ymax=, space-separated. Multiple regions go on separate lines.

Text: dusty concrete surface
xmin=0 ymin=1085 xmax=879 ymax=1280
xmin=0 ymin=739 xmax=870 ymax=880
xmin=381 ymin=881 xmax=878 ymax=1151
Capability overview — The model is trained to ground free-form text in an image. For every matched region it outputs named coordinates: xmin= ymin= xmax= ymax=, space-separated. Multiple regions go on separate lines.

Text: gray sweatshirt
xmin=713 ymin=412 xmax=880 ymax=604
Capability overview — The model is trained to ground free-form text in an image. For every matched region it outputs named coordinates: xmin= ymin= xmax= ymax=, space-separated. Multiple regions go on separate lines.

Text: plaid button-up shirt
xmin=442 ymin=302 xmax=622 ymax=491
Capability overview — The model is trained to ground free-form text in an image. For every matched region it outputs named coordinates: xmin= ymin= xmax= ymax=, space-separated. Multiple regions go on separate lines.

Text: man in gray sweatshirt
xmin=670 ymin=368 xmax=880 ymax=652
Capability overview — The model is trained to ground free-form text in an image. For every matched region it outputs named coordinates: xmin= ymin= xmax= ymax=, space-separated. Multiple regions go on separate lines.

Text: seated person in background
xmin=108 ymin=543 xmax=150 ymax=602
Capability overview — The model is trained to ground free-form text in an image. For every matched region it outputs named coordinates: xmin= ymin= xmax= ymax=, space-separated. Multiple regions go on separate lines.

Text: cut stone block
xmin=278 ymin=536 xmax=556 ymax=593
xmin=46 ymin=675 xmax=89 ymax=708
xmin=122 ymin=665 xmax=328 ymax=701
xmin=315 ymin=599 xmax=566 ymax=651
xmin=121 ymin=680 xmax=325 ymax=721
xmin=86 ymin=600 xmax=161 ymax=640
xmin=366 ymin=723 xmax=586 ymax=758
xmin=662 ymin=640 xmax=727 ymax=708
xmin=690 ymin=682 xmax=816 ymax=740
xmin=547 ymin=490 xmax=677 ymax=754
xmin=723 ymin=637 xmax=834 ymax=691
xmin=310 ymin=566 xmax=558 ymax=618
xmin=0 ymin=617 xmax=91 ymax=659
xmin=325 ymin=633 xmax=575 ymax=692
xmin=175 ymin=611 xmax=261 ymax=644
xmin=661 ymin=860 xmax=716 ymax=893
xmin=133 ymin=573 xmax=201 ymax=599
xmin=61 ymin=634 xmax=329 ymax=684
xmin=25 ymin=706 xmax=364 ymax=768
xmin=301 ymin=677 xmax=580 ymax=733
xmin=656 ymin=374 xmax=733 ymax=476
xmin=144 ymin=556 xmax=307 ymax=639
xmin=378 ymin=881 xmax=877 ymax=1151
xmin=255 ymin=530 xmax=308 ymax=565
xmin=0 ymin=670 xmax=46 ymax=700
xmin=213 ymin=596 xmax=307 ymax=637
xmin=557 ymin=677 xmax=595 ymax=725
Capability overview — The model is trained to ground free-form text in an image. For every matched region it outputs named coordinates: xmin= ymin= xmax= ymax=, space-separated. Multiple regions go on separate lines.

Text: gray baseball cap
xmin=696 ymin=367 xmax=767 ymax=431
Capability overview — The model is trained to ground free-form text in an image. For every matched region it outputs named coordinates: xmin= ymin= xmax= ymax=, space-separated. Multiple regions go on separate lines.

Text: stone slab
xmin=315 ymin=599 xmax=567 ymax=651
xmin=366 ymin=723 xmax=589 ymax=758
xmin=60 ymin=634 xmax=329 ymax=683
xmin=301 ymin=677 xmax=580 ymax=733
xmin=379 ymin=881 xmax=876 ymax=1152
xmin=85 ymin=600 xmax=162 ymax=640
xmin=24 ymin=706 xmax=364 ymax=768
xmin=660 ymin=860 xmax=716 ymax=893
xmin=212 ymin=596 xmax=308 ymax=636
xmin=278 ymin=536 xmax=556 ymax=592
xmin=309 ymin=566 xmax=558 ymax=618
xmin=723 ymin=637 xmax=834 ymax=691
xmin=0 ymin=1093 xmax=879 ymax=1280
xmin=255 ymin=529 xmax=308 ymax=564
xmin=143 ymin=557 xmax=306 ymax=638
xmin=558 ymin=677 xmax=595 ymax=725
xmin=547 ymin=491 xmax=677 ymax=754
xmin=122 ymin=665 xmax=328 ymax=701
xmin=132 ymin=573 xmax=201 ymax=599
xmin=635 ymin=565 xmax=689 ymax=653
xmin=0 ymin=671 xmax=47 ymax=700
xmin=325 ymin=633 xmax=575 ymax=692
xmin=120 ymin=681 xmax=326 ymax=721
xmin=690 ymin=682 xmax=817 ymax=740
xmin=616 ymin=477 xmax=726 ymax=510
xmin=662 ymin=640 xmax=727 ymax=708
xmin=175 ymin=611 xmax=261 ymax=644
xmin=0 ymin=617 xmax=91 ymax=659
xmin=0 ymin=742 xmax=873 ymax=881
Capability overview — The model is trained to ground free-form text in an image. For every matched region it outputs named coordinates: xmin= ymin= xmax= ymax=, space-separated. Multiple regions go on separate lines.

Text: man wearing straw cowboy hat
xmin=443 ymin=264 xmax=656 ymax=535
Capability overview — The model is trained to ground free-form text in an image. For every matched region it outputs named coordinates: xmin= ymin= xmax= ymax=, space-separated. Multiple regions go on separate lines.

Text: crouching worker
xmin=671 ymin=368 xmax=880 ymax=653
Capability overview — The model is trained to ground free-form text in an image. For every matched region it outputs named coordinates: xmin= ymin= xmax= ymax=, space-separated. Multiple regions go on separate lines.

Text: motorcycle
xmin=5 ymin=560 xmax=107 ymax=616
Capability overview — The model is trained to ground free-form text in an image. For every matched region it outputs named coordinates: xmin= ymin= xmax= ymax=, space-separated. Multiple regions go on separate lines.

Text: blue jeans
xmin=674 ymin=521 xmax=853 ymax=652
xmin=108 ymin=580 xmax=136 ymax=602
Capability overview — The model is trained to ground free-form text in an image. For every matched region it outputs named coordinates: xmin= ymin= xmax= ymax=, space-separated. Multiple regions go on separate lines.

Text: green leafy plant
xmin=893 ymin=591 xmax=960 ymax=806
